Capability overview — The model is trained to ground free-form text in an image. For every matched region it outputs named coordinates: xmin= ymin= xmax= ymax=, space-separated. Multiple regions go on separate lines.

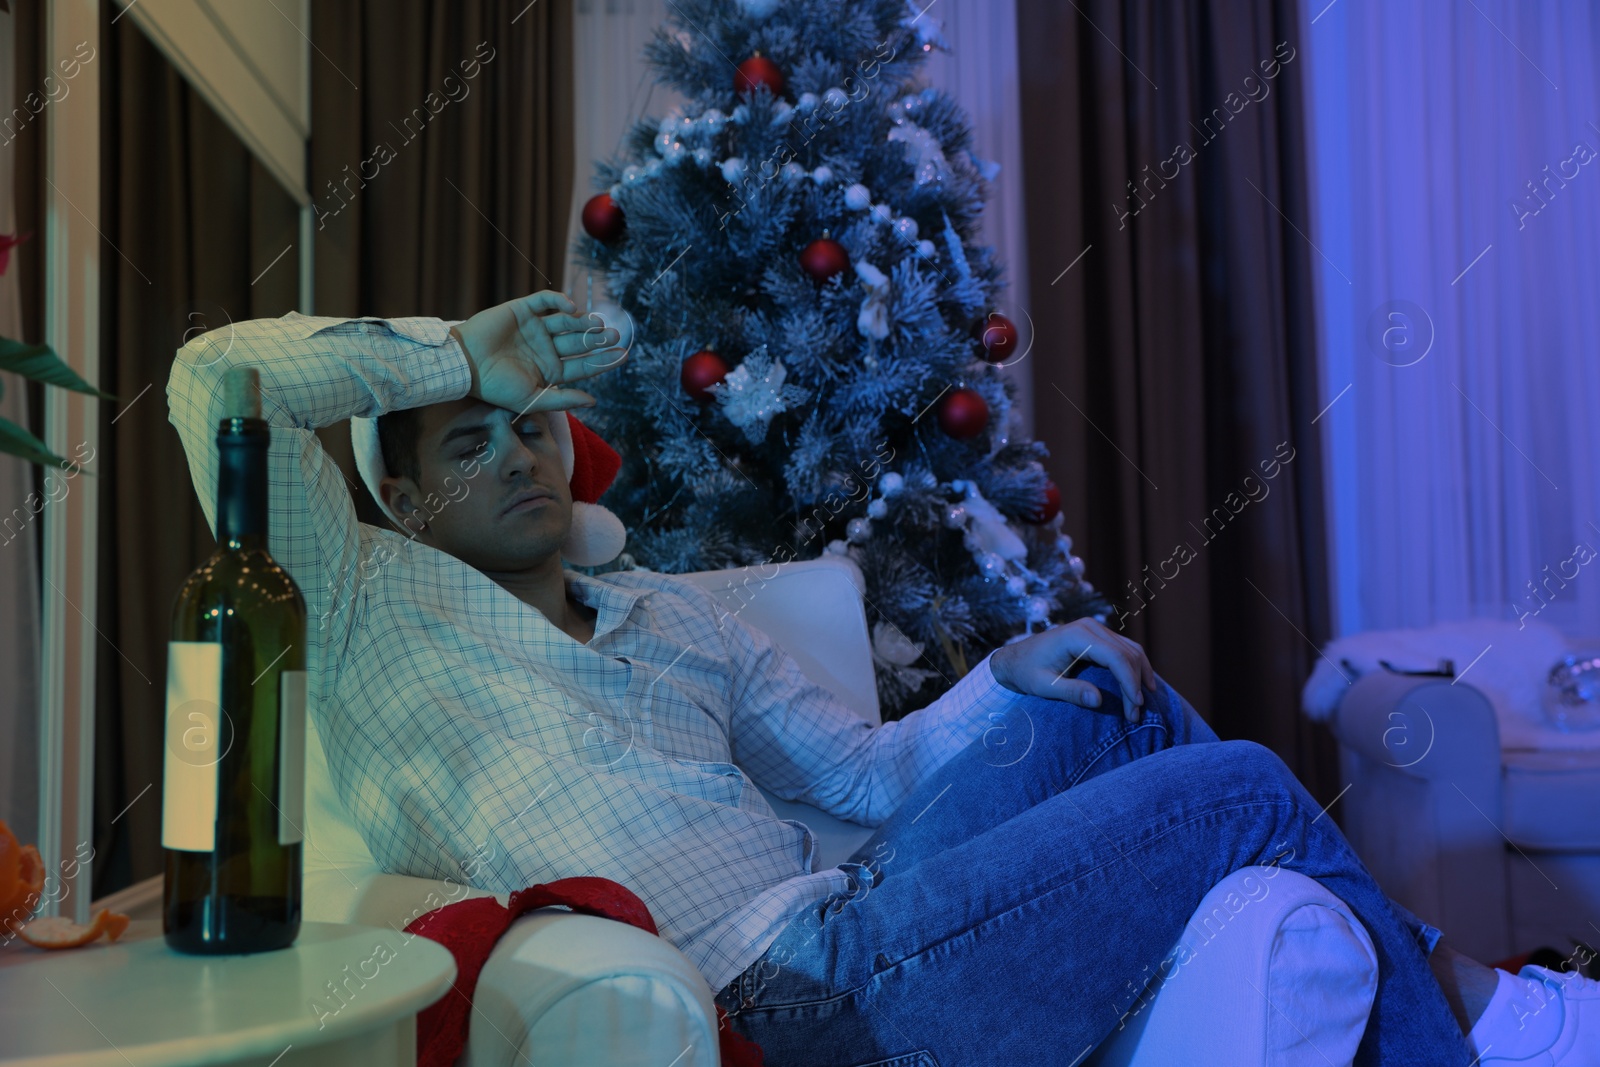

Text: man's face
xmin=380 ymin=398 xmax=572 ymax=570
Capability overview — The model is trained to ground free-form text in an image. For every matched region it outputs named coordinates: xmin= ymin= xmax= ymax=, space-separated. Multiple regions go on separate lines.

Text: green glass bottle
xmin=162 ymin=365 xmax=307 ymax=954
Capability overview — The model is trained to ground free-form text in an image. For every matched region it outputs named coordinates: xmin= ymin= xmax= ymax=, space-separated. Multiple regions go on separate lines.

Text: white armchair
xmin=1330 ymin=667 xmax=1600 ymax=966
xmin=302 ymin=556 xmax=1380 ymax=1065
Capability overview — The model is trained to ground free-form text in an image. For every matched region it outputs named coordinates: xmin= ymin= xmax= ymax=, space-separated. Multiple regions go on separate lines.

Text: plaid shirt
xmin=166 ymin=311 xmax=1008 ymax=995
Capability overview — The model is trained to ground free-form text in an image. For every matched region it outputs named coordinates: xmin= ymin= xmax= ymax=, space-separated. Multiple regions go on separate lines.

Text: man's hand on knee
xmin=989 ymin=618 xmax=1157 ymax=723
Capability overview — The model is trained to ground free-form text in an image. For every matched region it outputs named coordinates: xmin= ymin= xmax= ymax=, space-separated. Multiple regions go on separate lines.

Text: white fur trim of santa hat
xmin=350 ymin=408 xmax=626 ymax=567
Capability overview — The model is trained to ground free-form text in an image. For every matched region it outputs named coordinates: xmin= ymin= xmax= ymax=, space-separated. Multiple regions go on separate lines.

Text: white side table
xmin=0 ymin=919 xmax=456 ymax=1066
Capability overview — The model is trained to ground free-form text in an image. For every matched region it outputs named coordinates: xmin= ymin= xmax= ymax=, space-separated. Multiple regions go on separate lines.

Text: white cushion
xmin=674 ymin=555 xmax=880 ymax=724
xmin=670 ymin=557 xmax=887 ymax=870
xmin=1502 ymin=748 xmax=1600 ymax=849
xmin=301 ymin=703 xmax=380 ymax=877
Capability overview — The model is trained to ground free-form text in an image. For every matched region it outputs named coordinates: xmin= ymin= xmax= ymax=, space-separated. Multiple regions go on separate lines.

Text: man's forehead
xmin=429 ymin=399 xmax=548 ymax=433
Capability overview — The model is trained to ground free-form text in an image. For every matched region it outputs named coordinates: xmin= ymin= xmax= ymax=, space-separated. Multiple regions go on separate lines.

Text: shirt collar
xmin=563 ymin=569 xmax=644 ymax=642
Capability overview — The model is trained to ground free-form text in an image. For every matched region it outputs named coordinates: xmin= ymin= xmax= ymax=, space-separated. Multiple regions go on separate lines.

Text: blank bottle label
xmin=279 ymin=669 xmax=307 ymax=845
xmin=162 ymin=641 xmax=224 ymax=852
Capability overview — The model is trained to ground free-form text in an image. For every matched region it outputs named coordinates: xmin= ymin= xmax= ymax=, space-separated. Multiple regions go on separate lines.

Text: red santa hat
xmin=350 ymin=408 xmax=627 ymax=567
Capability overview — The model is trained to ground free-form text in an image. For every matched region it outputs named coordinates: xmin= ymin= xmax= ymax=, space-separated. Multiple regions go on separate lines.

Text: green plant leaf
xmin=0 ymin=416 xmax=93 ymax=476
xmin=0 ymin=337 xmax=119 ymax=402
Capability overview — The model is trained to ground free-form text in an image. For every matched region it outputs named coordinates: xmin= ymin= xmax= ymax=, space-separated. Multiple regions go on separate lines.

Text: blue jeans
xmin=713 ymin=667 xmax=1472 ymax=1066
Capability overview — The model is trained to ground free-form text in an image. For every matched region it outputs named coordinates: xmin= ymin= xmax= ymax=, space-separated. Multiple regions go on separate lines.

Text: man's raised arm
xmin=165 ymin=312 xmax=472 ymax=694
xmin=166 ymin=293 xmax=626 ymax=698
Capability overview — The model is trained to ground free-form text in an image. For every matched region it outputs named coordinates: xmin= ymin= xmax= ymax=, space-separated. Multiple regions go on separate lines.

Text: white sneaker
xmin=1478 ymin=964 xmax=1600 ymax=1065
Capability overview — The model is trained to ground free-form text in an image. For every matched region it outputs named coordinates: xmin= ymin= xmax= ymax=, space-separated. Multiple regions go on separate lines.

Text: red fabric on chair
xmin=404 ymin=875 xmax=765 ymax=1067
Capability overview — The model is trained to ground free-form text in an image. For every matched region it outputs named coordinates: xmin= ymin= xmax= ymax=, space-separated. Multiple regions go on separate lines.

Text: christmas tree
xmin=575 ymin=0 xmax=1107 ymax=719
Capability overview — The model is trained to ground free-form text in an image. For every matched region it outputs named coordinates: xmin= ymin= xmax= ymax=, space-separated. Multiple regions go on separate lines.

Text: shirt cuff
xmin=916 ymin=650 xmax=1014 ymax=754
xmin=377 ymin=318 xmax=474 ymax=411
xmin=948 ymin=650 xmax=1012 ymax=709
xmin=421 ymin=337 xmax=473 ymax=409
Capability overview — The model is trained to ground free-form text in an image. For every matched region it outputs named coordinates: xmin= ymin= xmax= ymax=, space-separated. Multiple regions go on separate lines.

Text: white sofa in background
xmin=303 ymin=556 xmax=1380 ymax=1065
xmin=1331 ymin=666 xmax=1600 ymax=965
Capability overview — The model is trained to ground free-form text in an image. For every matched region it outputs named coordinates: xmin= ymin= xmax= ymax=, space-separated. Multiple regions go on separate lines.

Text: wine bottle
xmin=162 ymin=365 xmax=307 ymax=954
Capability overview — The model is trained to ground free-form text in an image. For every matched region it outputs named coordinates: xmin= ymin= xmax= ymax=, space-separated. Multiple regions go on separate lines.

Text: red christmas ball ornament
xmin=800 ymin=237 xmax=850 ymax=284
xmin=978 ymin=313 xmax=1020 ymax=364
xmin=735 ymin=53 xmax=785 ymax=98
xmin=937 ymin=388 xmax=989 ymax=440
xmin=581 ymin=193 xmax=625 ymax=244
xmin=1028 ymin=481 xmax=1061 ymax=524
xmin=680 ymin=350 xmax=730 ymax=402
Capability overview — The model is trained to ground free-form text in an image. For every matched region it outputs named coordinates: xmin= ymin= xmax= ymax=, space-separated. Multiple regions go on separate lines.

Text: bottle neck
xmin=215 ymin=417 xmax=269 ymax=549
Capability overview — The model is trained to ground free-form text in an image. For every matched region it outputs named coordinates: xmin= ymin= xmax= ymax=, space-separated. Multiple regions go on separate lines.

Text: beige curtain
xmin=1015 ymin=0 xmax=1338 ymax=798
xmin=562 ymin=0 xmax=689 ymax=307
xmin=916 ymin=0 xmax=1033 ymax=435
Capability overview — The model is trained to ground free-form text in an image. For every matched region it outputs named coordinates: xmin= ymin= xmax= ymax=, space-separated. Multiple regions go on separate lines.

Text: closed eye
xmin=452 ymin=420 xmax=537 ymax=460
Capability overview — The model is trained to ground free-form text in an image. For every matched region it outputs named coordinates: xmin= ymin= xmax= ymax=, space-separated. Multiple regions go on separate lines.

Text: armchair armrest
xmin=1330 ymin=672 xmax=1500 ymax=783
xmin=304 ymin=870 xmax=721 ymax=1067
xmin=1089 ymin=867 xmax=1378 ymax=1067
xmin=1327 ymin=672 xmax=1509 ymax=962
xmin=465 ymin=910 xmax=720 ymax=1067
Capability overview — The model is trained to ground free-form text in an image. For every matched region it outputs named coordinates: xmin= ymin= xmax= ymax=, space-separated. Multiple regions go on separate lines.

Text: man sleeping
xmin=167 ymin=289 xmax=1597 ymax=1065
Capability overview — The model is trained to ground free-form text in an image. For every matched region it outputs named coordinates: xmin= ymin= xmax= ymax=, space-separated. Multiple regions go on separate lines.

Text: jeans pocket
xmin=847 ymin=1053 xmax=939 ymax=1067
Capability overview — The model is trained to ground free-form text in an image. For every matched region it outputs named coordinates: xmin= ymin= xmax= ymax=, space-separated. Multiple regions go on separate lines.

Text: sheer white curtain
xmin=562 ymin=0 xmax=689 ymax=303
xmin=563 ymin=0 xmax=1035 ymax=429
xmin=917 ymin=1 xmax=1032 ymax=433
xmin=1305 ymin=0 xmax=1600 ymax=639
xmin=0 ymin=3 xmax=42 ymax=845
